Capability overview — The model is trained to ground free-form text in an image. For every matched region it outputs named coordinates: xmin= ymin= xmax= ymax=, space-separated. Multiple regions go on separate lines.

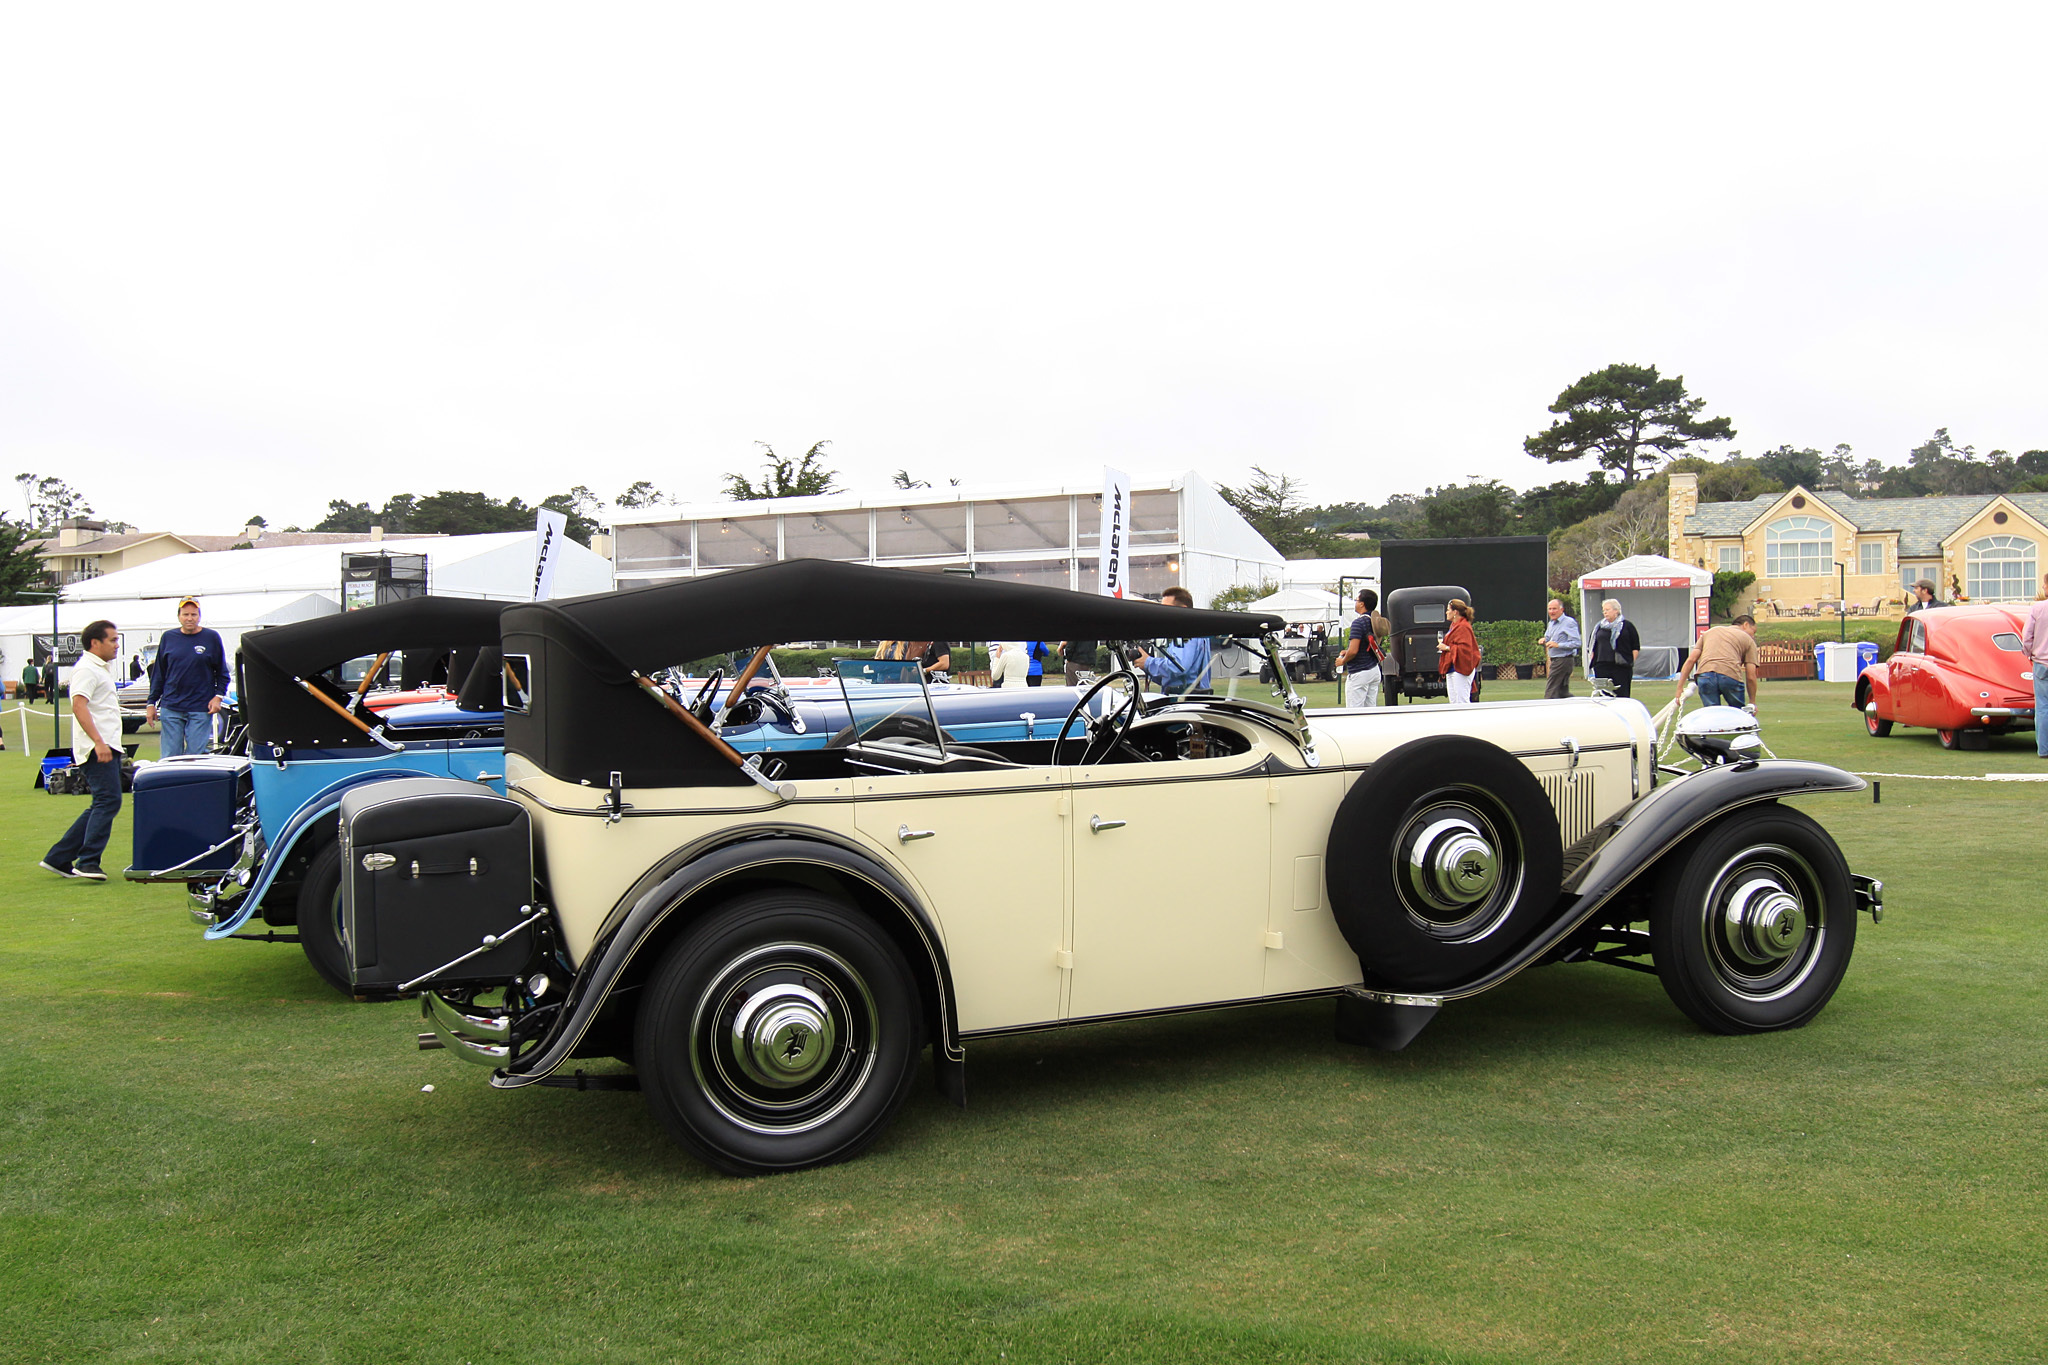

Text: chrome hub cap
xmin=1722 ymin=877 xmax=1807 ymax=965
xmin=1394 ymin=793 xmax=1524 ymax=943
xmin=1700 ymin=846 xmax=1828 ymax=1000
xmin=730 ymin=985 xmax=836 ymax=1089
xmin=692 ymin=943 xmax=878 ymax=1136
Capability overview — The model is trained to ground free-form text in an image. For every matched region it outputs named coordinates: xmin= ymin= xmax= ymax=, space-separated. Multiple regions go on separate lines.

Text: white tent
xmin=0 ymin=592 xmax=335 ymax=694
xmin=1248 ymin=586 xmax=1343 ymax=624
xmin=1576 ymin=554 xmax=1712 ymax=680
xmin=63 ymin=531 xmax=614 ymax=604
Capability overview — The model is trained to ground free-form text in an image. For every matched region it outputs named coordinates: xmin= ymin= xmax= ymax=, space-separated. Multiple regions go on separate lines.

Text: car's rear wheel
xmin=1648 ymin=805 xmax=1855 ymax=1034
xmin=297 ymin=842 xmax=353 ymax=996
xmin=1864 ymin=709 xmax=1893 ymax=738
xmin=1936 ymin=727 xmax=1962 ymax=750
xmin=1324 ymin=736 xmax=1564 ymax=991
xmin=635 ymin=890 xmax=921 ymax=1175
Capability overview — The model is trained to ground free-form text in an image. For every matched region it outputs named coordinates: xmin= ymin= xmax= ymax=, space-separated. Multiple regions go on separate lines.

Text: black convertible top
xmin=503 ymin=558 xmax=1281 ymax=676
xmin=501 ymin=559 xmax=1284 ymax=785
xmin=240 ymin=597 xmax=508 ymax=748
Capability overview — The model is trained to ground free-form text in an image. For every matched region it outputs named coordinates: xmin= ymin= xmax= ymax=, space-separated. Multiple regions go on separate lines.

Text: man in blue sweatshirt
xmin=146 ymin=597 xmax=230 ymax=757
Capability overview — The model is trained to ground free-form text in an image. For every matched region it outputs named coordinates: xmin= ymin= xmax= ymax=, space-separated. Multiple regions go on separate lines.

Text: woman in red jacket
xmin=1439 ymin=598 xmax=1480 ymax=705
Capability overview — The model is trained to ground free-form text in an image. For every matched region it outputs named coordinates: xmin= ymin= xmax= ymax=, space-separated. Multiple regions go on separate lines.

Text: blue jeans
xmin=46 ymin=753 xmax=123 ymax=872
xmin=2034 ymin=664 xmax=2048 ymax=757
xmin=159 ymin=708 xmax=214 ymax=757
xmin=1696 ymin=671 xmax=1747 ymax=708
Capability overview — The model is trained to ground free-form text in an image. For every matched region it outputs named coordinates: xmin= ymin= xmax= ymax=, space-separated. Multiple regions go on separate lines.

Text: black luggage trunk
xmin=340 ymin=778 xmax=538 ymax=991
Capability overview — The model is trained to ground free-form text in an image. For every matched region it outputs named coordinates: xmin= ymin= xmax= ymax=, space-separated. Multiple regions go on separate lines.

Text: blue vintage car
xmin=126 ymin=598 xmax=1093 ymax=995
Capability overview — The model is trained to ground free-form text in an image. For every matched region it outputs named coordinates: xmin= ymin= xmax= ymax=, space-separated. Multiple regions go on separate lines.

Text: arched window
xmin=1966 ymin=535 xmax=2037 ymax=601
xmin=1765 ymin=516 xmax=1833 ymax=579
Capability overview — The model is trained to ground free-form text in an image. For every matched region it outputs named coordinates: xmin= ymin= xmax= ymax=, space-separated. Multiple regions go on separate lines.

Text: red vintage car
xmin=1854 ymin=605 xmax=2039 ymax=750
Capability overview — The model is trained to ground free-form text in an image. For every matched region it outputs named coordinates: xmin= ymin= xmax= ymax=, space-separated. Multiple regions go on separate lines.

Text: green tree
xmin=1419 ymin=478 xmax=1518 ymax=538
xmin=1750 ymin=445 xmax=1825 ymax=491
xmin=1216 ymin=466 xmax=1340 ymax=559
xmin=0 ymin=513 xmax=54 ymax=605
xmin=617 ymin=481 xmax=671 ymax=508
xmin=1516 ymin=474 xmax=1624 ymax=536
xmin=1208 ymin=580 xmax=1277 ymax=612
xmin=243 ymin=514 xmax=269 ymax=530
xmin=1524 ymin=363 xmax=1734 ymax=485
xmin=723 ymin=441 xmax=841 ymax=500
xmin=1667 ymin=453 xmax=1782 ymax=505
xmin=13 ymin=473 xmax=94 ymax=530
xmin=1546 ymin=478 xmax=1670 ymax=591
xmin=312 ymin=499 xmax=376 ymax=533
xmin=890 ymin=470 xmax=930 ymax=490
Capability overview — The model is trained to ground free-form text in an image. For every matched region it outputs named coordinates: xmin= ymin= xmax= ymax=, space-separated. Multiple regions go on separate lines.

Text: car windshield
xmin=834 ymin=658 xmax=945 ymax=753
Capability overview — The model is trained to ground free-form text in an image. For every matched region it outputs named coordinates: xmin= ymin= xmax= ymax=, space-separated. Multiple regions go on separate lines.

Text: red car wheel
xmin=1864 ymin=709 xmax=1893 ymax=738
xmin=1936 ymin=728 xmax=1963 ymax=750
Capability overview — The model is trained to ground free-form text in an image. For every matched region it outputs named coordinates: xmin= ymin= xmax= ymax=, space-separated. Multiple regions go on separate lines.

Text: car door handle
xmin=897 ymin=824 xmax=936 ymax=843
xmin=472 ymin=772 xmax=502 ymax=784
xmin=1089 ymin=815 xmax=1126 ymax=833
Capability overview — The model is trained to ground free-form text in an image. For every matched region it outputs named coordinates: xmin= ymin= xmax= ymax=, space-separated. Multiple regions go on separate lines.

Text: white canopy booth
xmin=1575 ymin=554 xmax=1712 ymax=681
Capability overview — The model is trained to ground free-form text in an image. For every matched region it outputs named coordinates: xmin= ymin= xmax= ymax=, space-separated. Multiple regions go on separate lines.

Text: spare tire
xmin=1324 ymin=735 xmax=1565 ymax=992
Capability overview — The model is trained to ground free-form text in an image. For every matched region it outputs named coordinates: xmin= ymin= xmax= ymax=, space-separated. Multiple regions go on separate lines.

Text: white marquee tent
xmin=0 ymin=592 xmax=334 ymax=698
xmin=61 ymin=531 xmax=613 ymax=604
xmin=1576 ymin=553 xmax=1712 ymax=681
xmin=5 ymin=531 xmax=613 ymax=699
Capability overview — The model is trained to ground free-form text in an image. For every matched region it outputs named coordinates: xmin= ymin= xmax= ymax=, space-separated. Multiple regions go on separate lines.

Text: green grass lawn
xmin=2 ymin=686 xmax=2044 ymax=1363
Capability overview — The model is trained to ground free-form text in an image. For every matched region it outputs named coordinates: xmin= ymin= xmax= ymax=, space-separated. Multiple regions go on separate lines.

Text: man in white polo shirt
xmin=41 ymin=619 xmax=124 ymax=882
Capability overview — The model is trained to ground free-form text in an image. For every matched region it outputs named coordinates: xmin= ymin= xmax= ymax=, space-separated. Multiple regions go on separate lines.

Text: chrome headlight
xmin=1677 ymin=705 xmax=1763 ymax=765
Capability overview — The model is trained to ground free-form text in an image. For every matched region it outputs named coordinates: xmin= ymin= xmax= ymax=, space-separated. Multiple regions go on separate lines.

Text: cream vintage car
xmin=336 ymin=560 xmax=1882 ymax=1175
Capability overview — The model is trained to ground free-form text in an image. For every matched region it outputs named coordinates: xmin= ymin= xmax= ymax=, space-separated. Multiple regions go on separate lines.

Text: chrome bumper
xmin=1969 ymin=707 xmax=2034 ymax=719
xmin=419 ymin=993 xmax=515 ymax=1066
xmin=1853 ymin=874 xmax=1884 ymax=924
xmin=185 ymin=826 xmax=264 ymax=926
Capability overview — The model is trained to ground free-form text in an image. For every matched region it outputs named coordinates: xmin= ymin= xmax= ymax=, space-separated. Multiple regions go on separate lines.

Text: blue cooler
xmin=129 ymin=755 xmax=253 ymax=880
xmin=1856 ymin=641 xmax=1879 ymax=675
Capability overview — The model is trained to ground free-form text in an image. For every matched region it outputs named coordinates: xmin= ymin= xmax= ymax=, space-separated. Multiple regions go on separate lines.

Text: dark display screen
xmin=1382 ymin=537 xmax=1549 ymax=622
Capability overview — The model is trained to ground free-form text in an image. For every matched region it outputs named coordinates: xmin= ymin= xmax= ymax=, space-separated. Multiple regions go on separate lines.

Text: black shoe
xmin=38 ymin=860 xmax=77 ymax=878
xmin=72 ymin=865 xmax=108 ymax=882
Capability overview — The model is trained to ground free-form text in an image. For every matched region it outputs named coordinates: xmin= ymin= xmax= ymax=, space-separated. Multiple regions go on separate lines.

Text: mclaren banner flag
xmin=531 ymin=508 xmax=569 ymax=600
xmin=1098 ymin=467 xmax=1130 ymax=598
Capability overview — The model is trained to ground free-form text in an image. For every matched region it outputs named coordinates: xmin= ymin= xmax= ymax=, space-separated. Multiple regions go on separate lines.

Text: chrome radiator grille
xmin=1540 ymin=772 xmax=1598 ymax=848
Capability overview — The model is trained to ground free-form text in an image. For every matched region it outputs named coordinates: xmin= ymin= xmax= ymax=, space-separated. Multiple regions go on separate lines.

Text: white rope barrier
xmin=1849 ymin=770 xmax=2048 ymax=783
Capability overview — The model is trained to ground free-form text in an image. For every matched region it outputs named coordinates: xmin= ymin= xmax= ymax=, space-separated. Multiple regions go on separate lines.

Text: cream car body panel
xmin=505 ymin=753 xmax=860 ymax=965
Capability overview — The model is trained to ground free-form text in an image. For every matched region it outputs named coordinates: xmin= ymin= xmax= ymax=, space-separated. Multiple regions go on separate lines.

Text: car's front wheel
xmin=1864 ymin=709 xmax=1893 ymax=738
xmin=1648 ymin=805 xmax=1855 ymax=1034
xmin=635 ymin=890 xmax=922 ymax=1175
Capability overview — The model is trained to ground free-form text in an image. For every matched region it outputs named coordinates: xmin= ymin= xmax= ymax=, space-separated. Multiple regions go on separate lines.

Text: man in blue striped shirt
xmin=1542 ymin=598 xmax=1581 ymax=699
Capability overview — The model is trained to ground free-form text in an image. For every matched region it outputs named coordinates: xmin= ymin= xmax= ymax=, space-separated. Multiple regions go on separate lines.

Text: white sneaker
xmin=38 ymin=860 xmax=77 ymax=878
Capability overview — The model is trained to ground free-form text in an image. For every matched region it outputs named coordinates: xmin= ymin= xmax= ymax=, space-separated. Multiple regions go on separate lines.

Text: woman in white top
xmin=988 ymin=642 xmax=1030 ymax=689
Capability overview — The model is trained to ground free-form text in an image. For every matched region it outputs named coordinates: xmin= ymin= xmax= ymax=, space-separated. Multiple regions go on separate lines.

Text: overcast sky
xmin=4 ymin=4 xmax=2044 ymax=535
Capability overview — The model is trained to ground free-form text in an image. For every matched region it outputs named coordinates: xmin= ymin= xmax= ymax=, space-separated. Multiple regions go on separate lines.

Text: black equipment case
xmin=340 ymin=777 xmax=539 ymax=992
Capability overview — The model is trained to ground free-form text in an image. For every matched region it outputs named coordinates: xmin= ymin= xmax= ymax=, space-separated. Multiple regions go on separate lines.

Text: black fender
xmin=493 ymin=829 xmax=964 ymax=1101
xmin=1411 ymin=759 xmax=1866 ymax=1003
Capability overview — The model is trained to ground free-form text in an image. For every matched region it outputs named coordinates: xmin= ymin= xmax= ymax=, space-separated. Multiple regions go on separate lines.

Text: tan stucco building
xmin=1669 ymin=472 xmax=2048 ymax=615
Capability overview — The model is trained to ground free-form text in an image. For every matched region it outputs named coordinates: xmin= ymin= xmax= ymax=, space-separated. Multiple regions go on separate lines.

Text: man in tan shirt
xmin=1676 ymin=614 xmax=1761 ymax=710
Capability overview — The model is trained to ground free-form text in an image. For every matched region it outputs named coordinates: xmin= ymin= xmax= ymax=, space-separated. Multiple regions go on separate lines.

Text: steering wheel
xmin=718 ymin=688 xmax=798 ymax=731
xmin=688 ymin=668 xmax=725 ymax=715
xmin=1053 ymin=670 xmax=1142 ymax=766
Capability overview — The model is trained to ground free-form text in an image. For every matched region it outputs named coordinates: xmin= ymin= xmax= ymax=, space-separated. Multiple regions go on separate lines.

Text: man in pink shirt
xmin=2021 ymin=572 xmax=2048 ymax=759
